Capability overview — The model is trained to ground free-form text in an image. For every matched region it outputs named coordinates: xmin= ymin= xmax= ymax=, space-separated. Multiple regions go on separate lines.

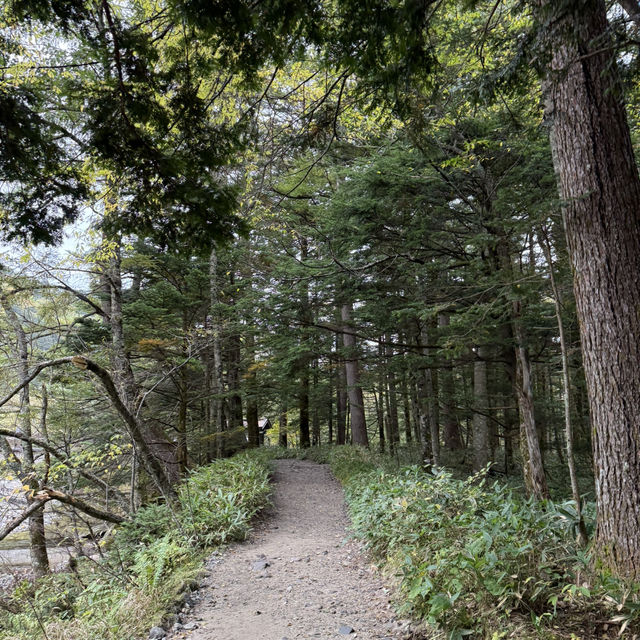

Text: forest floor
xmin=171 ymin=459 xmax=415 ymax=640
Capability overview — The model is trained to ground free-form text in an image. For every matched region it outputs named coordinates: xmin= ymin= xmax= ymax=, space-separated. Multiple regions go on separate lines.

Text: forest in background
xmin=2 ymin=0 xmax=640 ymax=637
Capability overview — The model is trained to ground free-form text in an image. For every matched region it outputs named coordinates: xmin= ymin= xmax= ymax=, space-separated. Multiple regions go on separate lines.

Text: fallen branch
xmin=0 ymin=487 xmax=125 ymax=543
xmin=77 ymin=357 xmax=177 ymax=500
xmin=0 ymin=355 xmax=176 ymax=499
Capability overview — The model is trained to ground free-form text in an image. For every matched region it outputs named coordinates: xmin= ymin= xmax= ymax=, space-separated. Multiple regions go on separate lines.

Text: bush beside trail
xmin=0 ymin=452 xmax=272 ymax=640
xmin=269 ymin=445 xmax=638 ymax=639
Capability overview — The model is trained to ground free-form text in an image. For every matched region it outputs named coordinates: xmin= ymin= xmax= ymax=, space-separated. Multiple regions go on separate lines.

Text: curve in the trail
xmin=176 ymin=459 xmax=411 ymax=640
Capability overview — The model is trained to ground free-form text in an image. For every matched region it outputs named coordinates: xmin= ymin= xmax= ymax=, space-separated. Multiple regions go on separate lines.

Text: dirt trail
xmin=175 ymin=459 xmax=410 ymax=640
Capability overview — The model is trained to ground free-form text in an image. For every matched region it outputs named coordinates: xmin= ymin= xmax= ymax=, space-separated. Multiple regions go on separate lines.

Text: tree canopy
xmin=3 ymin=0 xmax=640 ymax=624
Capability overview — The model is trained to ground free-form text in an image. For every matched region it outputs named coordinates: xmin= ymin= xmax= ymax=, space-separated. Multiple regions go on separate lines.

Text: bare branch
xmin=40 ymin=487 xmax=125 ymax=524
xmin=0 ymin=496 xmax=50 ymax=541
xmin=0 ymin=357 xmax=75 ymax=409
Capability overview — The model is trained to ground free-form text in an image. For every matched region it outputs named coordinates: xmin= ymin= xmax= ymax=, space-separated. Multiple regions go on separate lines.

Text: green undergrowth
xmin=0 ymin=451 xmax=272 ymax=640
xmin=268 ymin=445 xmax=639 ymax=639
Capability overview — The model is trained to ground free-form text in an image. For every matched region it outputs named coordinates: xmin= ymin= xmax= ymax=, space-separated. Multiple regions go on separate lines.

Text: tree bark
xmin=473 ymin=345 xmax=490 ymax=473
xmin=78 ymin=357 xmax=177 ymax=500
xmin=513 ymin=302 xmax=549 ymax=499
xmin=1 ymin=299 xmax=50 ymax=577
xmin=224 ymin=270 xmax=245 ymax=455
xmin=37 ymin=488 xmax=124 ymax=524
xmin=409 ymin=376 xmax=421 ymax=443
xmin=176 ymin=353 xmax=189 ymax=473
xmin=341 ymin=302 xmax=369 ymax=447
xmin=377 ymin=340 xmax=388 ymax=453
xmin=312 ymin=358 xmax=320 ymax=446
xmin=374 ymin=388 xmax=386 ymax=453
xmin=299 ymin=366 xmax=311 ymax=448
xmin=385 ymin=336 xmax=400 ymax=450
xmin=536 ymin=0 xmax=640 ymax=576
xmin=416 ymin=325 xmax=439 ymax=466
xmin=438 ymin=314 xmax=463 ymax=451
xmin=336 ymin=334 xmax=347 ymax=445
xmin=379 ymin=339 xmax=393 ymax=453
xmin=209 ymin=246 xmax=225 ymax=459
xmin=246 ymin=399 xmax=260 ymax=448
xmin=401 ymin=369 xmax=413 ymax=444
xmin=278 ymin=405 xmax=288 ymax=448
xmin=298 ymin=238 xmax=312 ymax=448
xmin=105 ymin=241 xmax=180 ymax=484
xmin=245 ymin=333 xmax=260 ymax=449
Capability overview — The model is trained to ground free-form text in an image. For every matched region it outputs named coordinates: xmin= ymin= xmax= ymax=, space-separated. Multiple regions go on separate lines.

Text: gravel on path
xmin=171 ymin=459 xmax=413 ymax=640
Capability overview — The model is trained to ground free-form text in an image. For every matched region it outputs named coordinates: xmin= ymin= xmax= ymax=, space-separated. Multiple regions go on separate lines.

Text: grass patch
xmin=0 ymin=450 xmax=272 ymax=640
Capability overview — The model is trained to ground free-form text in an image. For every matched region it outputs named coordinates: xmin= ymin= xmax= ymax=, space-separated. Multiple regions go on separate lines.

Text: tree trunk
xmin=299 ymin=367 xmax=311 ymax=448
xmin=226 ymin=332 xmax=245 ymax=454
xmin=209 ymin=246 xmax=225 ymax=459
xmin=536 ymin=0 xmax=640 ymax=577
xmin=1 ymin=299 xmax=50 ymax=577
xmin=341 ymin=302 xmax=369 ymax=447
xmin=297 ymin=238 xmax=312 ymax=449
xmin=278 ymin=405 xmax=288 ymax=448
xmin=513 ymin=302 xmax=549 ymax=500
xmin=374 ymin=388 xmax=385 ymax=453
xmin=246 ymin=334 xmax=260 ymax=449
xmin=401 ymin=370 xmax=413 ymax=444
xmin=379 ymin=339 xmax=393 ymax=453
xmin=176 ymin=339 xmax=189 ymax=474
xmin=312 ymin=358 xmax=320 ymax=446
xmin=410 ymin=377 xmax=421 ymax=443
xmin=106 ymin=241 xmax=180 ymax=485
xmin=431 ymin=353 xmax=440 ymax=458
xmin=328 ymin=393 xmax=334 ymax=444
xmin=336 ymin=361 xmax=347 ymax=446
xmin=334 ymin=333 xmax=346 ymax=445
xmin=385 ymin=336 xmax=401 ymax=449
xmin=473 ymin=345 xmax=490 ymax=473
xmin=438 ymin=314 xmax=463 ymax=451
xmin=376 ymin=340 xmax=386 ymax=452
xmin=416 ymin=325 xmax=439 ymax=466
xmin=246 ymin=399 xmax=260 ymax=449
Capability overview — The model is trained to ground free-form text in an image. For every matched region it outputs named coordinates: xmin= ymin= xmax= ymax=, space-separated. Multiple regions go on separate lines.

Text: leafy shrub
xmin=321 ymin=449 xmax=605 ymax=637
xmin=111 ymin=502 xmax=175 ymax=565
xmin=132 ymin=535 xmax=190 ymax=590
xmin=178 ymin=453 xmax=272 ymax=547
xmin=0 ymin=451 xmax=272 ymax=640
